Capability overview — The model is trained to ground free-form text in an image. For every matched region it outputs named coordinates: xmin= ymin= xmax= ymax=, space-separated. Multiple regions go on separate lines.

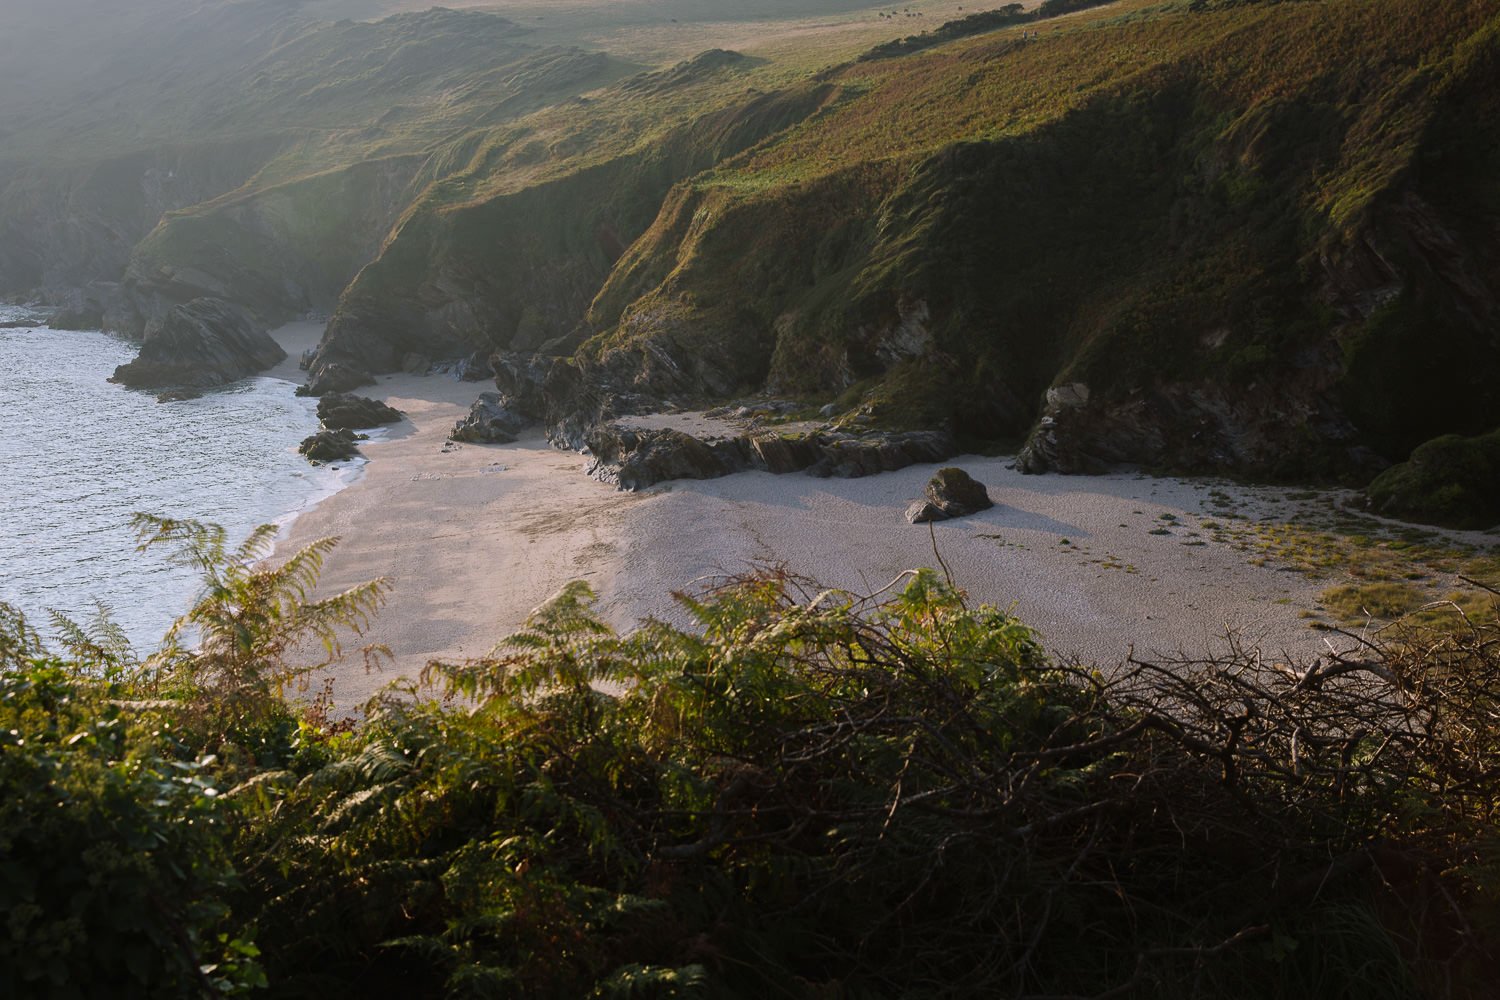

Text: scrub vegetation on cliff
xmin=4 ymin=522 xmax=1500 ymax=997
xmin=4 ymin=0 xmax=1497 ymax=522
xmin=313 ymin=0 xmax=1497 ymax=521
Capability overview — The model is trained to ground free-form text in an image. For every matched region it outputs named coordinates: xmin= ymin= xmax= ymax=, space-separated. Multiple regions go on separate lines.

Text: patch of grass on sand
xmin=1205 ymin=497 xmax=1500 ymax=629
xmin=1318 ymin=581 xmax=1427 ymax=624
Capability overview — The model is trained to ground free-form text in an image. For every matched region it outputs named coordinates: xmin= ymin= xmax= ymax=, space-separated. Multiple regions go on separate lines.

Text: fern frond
xmin=132 ymin=513 xmax=228 ymax=582
xmin=47 ymin=601 xmax=137 ymax=675
xmin=0 ymin=601 xmax=43 ymax=666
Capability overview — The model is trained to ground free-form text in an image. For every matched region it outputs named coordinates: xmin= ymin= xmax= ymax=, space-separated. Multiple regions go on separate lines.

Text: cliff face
xmin=0 ymin=4 xmax=624 ymax=333
xmin=447 ymin=0 xmax=1478 ymax=489
xmin=313 ymin=56 xmax=833 ymax=375
xmin=5 ymin=0 xmax=1497 ymax=500
xmin=111 ymin=155 xmax=429 ymax=337
xmin=0 ymin=135 xmax=292 ymax=302
xmin=565 ymin=2 xmax=1499 ymax=483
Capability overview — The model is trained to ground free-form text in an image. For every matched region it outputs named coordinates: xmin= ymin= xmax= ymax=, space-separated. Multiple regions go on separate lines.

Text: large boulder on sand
xmin=906 ymin=467 xmax=995 ymax=523
xmin=299 ymin=428 xmax=364 ymax=464
xmin=110 ymin=297 xmax=284 ymax=390
xmin=450 ymin=392 xmax=530 ymax=444
xmin=317 ymin=392 xmax=402 ymax=430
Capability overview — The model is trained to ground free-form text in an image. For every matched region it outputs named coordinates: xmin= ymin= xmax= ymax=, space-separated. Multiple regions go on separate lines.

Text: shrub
xmin=1366 ymin=429 xmax=1500 ymax=529
xmin=0 ymin=654 xmax=263 ymax=998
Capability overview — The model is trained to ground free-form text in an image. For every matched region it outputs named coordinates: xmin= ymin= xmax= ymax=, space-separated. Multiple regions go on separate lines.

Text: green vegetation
xmin=1317 ymin=580 xmax=1428 ymax=624
xmin=1367 ymin=429 xmax=1500 ymax=530
xmin=6 ymin=521 xmax=1500 ymax=996
xmin=1165 ymin=486 xmax=1499 ymax=625
xmin=543 ymin=0 xmax=1497 ymax=483
xmin=7 ymin=0 xmax=1498 ymax=507
xmin=860 ymin=0 xmax=1118 ymax=60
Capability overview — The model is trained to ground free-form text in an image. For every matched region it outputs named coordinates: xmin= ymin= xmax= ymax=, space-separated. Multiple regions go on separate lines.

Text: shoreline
xmin=263 ymin=322 xmax=368 ymax=538
xmin=265 ymin=334 xmax=1386 ymax=709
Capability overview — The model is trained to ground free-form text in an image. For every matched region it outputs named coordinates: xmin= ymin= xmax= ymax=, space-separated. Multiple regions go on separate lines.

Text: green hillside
xmin=2 ymin=0 xmax=1497 ymax=520
xmin=309 ymin=0 xmax=1499 ymax=510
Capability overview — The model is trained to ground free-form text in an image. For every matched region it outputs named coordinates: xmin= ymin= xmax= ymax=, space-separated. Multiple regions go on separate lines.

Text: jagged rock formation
xmin=297 ymin=364 xmax=376 ymax=398
xmin=585 ymin=422 xmax=954 ymax=491
xmin=484 ymin=347 xmax=955 ymax=489
xmin=299 ymin=429 xmax=363 ymax=464
xmin=317 ymin=393 xmax=403 ymax=431
xmin=450 ymin=393 xmax=530 ymax=444
xmin=108 ymin=298 xmax=284 ymax=390
xmin=906 ymin=468 xmax=995 ymax=524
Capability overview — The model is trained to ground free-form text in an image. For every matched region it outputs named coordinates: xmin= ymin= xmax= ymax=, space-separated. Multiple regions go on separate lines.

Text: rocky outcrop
xmin=1364 ymin=429 xmax=1500 ymax=530
xmin=584 ymin=420 xmax=954 ymax=491
xmin=586 ymin=426 xmax=736 ymax=490
xmin=317 ymin=393 xmax=402 ymax=431
xmin=297 ymin=362 xmax=376 ymax=397
xmin=299 ymin=428 xmax=363 ymax=464
xmin=906 ymin=468 xmax=994 ymax=523
xmin=1016 ymin=366 xmax=1387 ymax=482
xmin=450 ymin=392 xmax=530 ymax=444
xmin=109 ymin=297 xmax=284 ymax=391
xmin=48 ymin=305 xmax=104 ymax=331
xmin=485 ymin=347 xmax=955 ymax=489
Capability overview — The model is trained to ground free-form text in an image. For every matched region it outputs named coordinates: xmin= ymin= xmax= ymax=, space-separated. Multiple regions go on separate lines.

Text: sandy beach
xmin=268 ymin=326 xmax=1349 ymax=707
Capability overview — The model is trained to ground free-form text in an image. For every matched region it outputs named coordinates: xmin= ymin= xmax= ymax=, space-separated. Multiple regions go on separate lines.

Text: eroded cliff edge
xmin=7 ymin=0 xmax=1499 ymax=523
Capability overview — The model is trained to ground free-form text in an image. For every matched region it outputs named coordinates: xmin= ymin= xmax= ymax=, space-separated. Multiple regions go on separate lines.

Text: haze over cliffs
xmin=3 ymin=0 xmax=1498 ymax=521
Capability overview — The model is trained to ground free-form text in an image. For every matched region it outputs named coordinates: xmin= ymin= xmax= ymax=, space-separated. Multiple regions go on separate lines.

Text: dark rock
xmin=451 ymin=392 xmax=529 ymax=444
xmin=905 ymin=500 xmax=945 ymax=524
xmin=317 ymin=392 xmax=402 ymax=430
xmin=907 ymin=467 xmax=994 ymax=523
xmin=156 ymin=388 xmax=203 ymax=402
xmin=455 ymin=351 xmax=494 ymax=382
xmin=49 ymin=305 xmax=104 ymax=331
xmin=805 ymin=431 xmax=953 ymax=479
xmin=109 ymin=297 xmax=284 ymax=389
xmin=1016 ymin=359 xmax=1368 ymax=481
xmin=299 ymin=428 xmax=363 ymax=464
xmin=400 ymin=352 xmax=431 ymax=375
xmin=491 ymin=352 xmax=556 ymax=422
xmin=583 ymin=420 xmax=955 ymax=491
xmin=749 ymin=433 xmax=822 ymax=474
xmin=585 ymin=425 xmax=743 ymax=490
xmin=298 ymin=362 xmax=377 ymax=397
xmin=486 ymin=351 xmax=956 ymax=490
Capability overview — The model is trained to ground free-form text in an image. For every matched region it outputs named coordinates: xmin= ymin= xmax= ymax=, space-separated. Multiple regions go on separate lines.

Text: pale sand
xmin=263 ymin=321 xmax=325 ymax=382
xmin=267 ymin=326 xmax=1333 ymax=708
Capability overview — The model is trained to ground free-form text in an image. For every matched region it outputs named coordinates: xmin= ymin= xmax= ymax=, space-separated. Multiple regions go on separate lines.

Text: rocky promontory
xmin=475 ymin=348 xmax=958 ymax=490
xmin=109 ymin=297 xmax=284 ymax=391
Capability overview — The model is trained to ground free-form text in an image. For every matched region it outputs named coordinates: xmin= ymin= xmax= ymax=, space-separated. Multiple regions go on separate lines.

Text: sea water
xmin=0 ymin=312 xmax=352 ymax=653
